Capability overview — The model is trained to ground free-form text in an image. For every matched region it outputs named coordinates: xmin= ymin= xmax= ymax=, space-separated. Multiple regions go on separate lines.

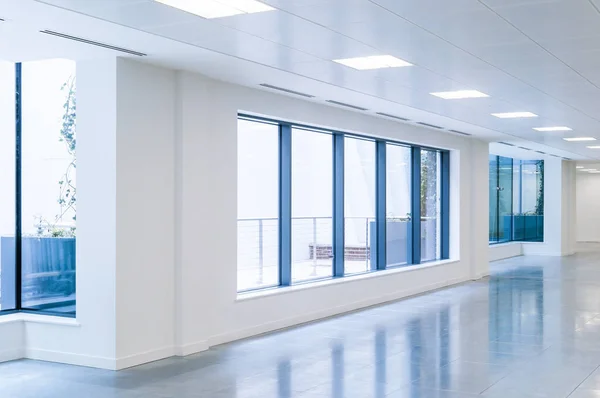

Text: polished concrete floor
xmin=4 ymin=253 xmax=600 ymax=397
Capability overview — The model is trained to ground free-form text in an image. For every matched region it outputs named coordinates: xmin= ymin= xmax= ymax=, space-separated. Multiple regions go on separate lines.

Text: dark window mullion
xmin=441 ymin=151 xmax=450 ymax=260
xmin=15 ymin=62 xmax=22 ymax=310
xmin=333 ymin=134 xmax=344 ymax=277
xmin=279 ymin=123 xmax=292 ymax=286
xmin=410 ymin=147 xmax=421 ymax=265
xmin=375 ymin=141 xmax=386 ymax=270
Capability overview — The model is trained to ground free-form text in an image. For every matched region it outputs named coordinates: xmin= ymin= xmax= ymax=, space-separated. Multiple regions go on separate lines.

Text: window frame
xmin=0 ymin=62 xmax=77 ymax=318
xmin=237 ymin=114 xmax=451 ymax=293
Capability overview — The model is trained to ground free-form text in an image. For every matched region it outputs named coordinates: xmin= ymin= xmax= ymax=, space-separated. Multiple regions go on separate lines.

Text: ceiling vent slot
xmin=564 ymin=157 xmax=573 ymax=161
xmin=518 ymin=146 xmax=531 ymax=151
xmin=498 ymin=142 xmax=515 ymax=147
xmin=40 ymin=30 xmax=147 ymax=56
xmin=449 ymin=129 xmax=472 ymax=136
xmin=259 ymin=84 xmax=315 ymax=98
xmin=325 ymin=100 xmax=368 ymax=111
xmin=551 ymin=154 xmax=561 ymax=158
xmin=417 ymin=122 xmax=443 ymax=129
xmin=376 ymin=112 xmax=410 ymax=121
xmin=535 ymin=151 xmax=546 ymax=155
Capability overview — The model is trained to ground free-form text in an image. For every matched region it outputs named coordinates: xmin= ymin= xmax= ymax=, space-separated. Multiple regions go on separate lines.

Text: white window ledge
xmin=237 ymin=258 xmax=459 ymax=302
xmin=489 ymin=241 xmax=522 ymax=248
xmin=0 ymin=313 xmax=80 ymax=327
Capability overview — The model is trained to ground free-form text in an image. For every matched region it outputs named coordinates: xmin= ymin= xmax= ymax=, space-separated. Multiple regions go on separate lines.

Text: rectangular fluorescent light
xmin=154 ymin=0 xmax=275 ymax=19
xmin=563 ymin=137 xmax=596 ymax=142
xmin=587 ymin=146 xmax=600 ymax=149
xmin=577 ymin=166 xmax=584 ymax=169
xmin=492 ymin=112 xmax=538 ymax=118
xmin=333 ymin=55 xmax=412 ymax=70
xmin=581 ymin=169 xmax=597 ymax=171
xmin=533 ymin=126 xmax=572 ymax=132
xmin=430 ymin=90 xmax=489 ymax=100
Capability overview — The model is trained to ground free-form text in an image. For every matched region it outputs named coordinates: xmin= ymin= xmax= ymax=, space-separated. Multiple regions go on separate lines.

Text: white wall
xmin=175 ymin=71 xmax=490 ymax=351
xmin=576 ymin=172 xmax=600 ymax=242
xmin=489 ymin=242 xmax=522 ymax=262
xmin=0 ymin=59 xmax=490 ymax=370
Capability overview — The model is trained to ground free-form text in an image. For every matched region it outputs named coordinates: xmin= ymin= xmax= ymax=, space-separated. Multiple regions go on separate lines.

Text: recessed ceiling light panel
xmin=154 ymin=0 xmax=275 ymax=19
xmin=492 ymin=112 xmax=538 ymax=118
xmin=577 ymin=166 xmax=584 ymax=169
xmin=430 ymin=90 xmax=489 ymax=99
xmin=563 ymin=137 xmax=596 ymax=142
xmin=533 ymin=126 xmax=572 ymax=132
xmin=587 ymin=146 xmax=600 ymax=149
xmin=333 ymin=55 xmax=412 ymax=70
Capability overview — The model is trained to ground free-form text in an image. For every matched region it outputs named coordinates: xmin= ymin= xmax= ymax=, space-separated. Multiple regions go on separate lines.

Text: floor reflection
xmin=5 ymin=254 xmax=600 ymax=397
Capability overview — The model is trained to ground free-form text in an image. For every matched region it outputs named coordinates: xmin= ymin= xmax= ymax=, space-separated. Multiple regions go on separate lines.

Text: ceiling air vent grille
xmin=417 ymin=122 xmax=443 ymax=129
xmin=518 ymin=146 xmax=531 ymax=151
xmin=498 ymin=142 xmax=515 ymax=147
xmin=325 ymin=100 xmax=368 ymax=111
xmin=40 ymin=30 xmax=147 ymax=56
xmin=535 ymin=151 xmax=546 ymax=155
xmin=449 ymin=129 xmax=472 ymax=136
xmin=376 ymin=112 xmax=410 ymax=121
xmin=259 ymin=84 xmax=315 ymax=98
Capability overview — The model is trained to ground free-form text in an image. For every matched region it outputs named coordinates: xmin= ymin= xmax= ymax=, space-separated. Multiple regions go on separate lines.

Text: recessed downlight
xmin=533 ymin=126 xmax=572 ymax=132
xmin=563 ymin=137 xmax=596 ymax=142
xmin=492 ymin=112 xmax=538 ymax=118
xmin=333 ymin=55 xmax=412 ymax=70
xmin=154 ymin=0 xmax=275 ymax=19
xmin=430 ymin=90 xmax=489 ymax=100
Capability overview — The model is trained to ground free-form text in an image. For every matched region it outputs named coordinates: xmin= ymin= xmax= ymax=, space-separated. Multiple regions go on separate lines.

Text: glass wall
xmin=489 ymin=155 xmax=544 ymax=244
xmin=344 ymin=137 xmax=376 ymax=275
xmin=0 ymin=62 xmax=16 ymax=311
xmin=386 ymin=144 xmax=411 ymax=268
xmin=237 ymin=119 xmax=279 ymax=291
xmin=291 ymin=128 xmax=333 ymax=283
xmin=236 ymin=115 xmax=450 ymax=292
xmin=421 ymin=150 xmax=441 ymax=262
xmin=0 ymin=60 xmax=76 ymax=316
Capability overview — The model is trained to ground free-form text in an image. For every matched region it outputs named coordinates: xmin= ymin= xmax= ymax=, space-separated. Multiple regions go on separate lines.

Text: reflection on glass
xmin=0 ymin=62 xmax=16 ymax=311
xmin=344 ymin=137 xmax=376 ymax=275
xmin=489 ymin=155 xmax=498 ymax=243
xmin=421 ymin=150 xmax=441 ymax=262
xmin=497 ymin=156 xmax=513 ymax=243
xmin=291 ymin=128 xmax=333 ymax=282
xmin=386 ymin=144 xmax=411 ymax=267
xmin=520 ymin=160 xmax=544 ymax=242
xmin=21 ymin=60 xmax=76 ymax=314
xmin=237 ymin=119 xmax=280 ymax=291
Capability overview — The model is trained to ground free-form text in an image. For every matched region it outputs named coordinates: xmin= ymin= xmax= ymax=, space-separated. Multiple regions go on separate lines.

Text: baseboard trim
xmin=115 ymin=346 xmax=175 ymax=370
xmin=208 ymin=275 xmax=469 ymax=347
xmin=0 ymin=348 xmax=23 ymax=363
xmin=26 ymin=348 xmax=116 ymax=370
xmin=174 ymin=340 xmax=209 ymax=357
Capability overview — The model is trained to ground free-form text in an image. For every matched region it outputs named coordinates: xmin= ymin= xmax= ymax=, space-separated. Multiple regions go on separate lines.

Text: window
xmin=237 ymin=118 xmax=280 ymax=291
xmin=385 ymin=144 xmax=411 ymax=268
xmin=344 ymin=137 xmax=376 ymax=275
xmin=0 ymin=60 xmax=76 ymax=316
xmin=0 ymin=61 xmax=16 ymax=311
xmin=421 ymin=149 xmax=441 ymax=262
xmin=21 ymin=60 xmax=76 ymax=314
xmin=291 ymin=128 xmax=333 ymax=283
xmin=236 ymin=115 xmax=450 ymax=292
xmin=489 ymin=155 xmax=544 ymax=244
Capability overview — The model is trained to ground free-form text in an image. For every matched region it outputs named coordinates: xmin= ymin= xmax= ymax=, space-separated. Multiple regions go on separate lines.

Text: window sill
xmin=489 ymin=241 xmax=522 ymax=248
xmin=0 ymin=312 xmax=80 ymax=327
xmin=236 ymin=258 xmax=459 ymax=302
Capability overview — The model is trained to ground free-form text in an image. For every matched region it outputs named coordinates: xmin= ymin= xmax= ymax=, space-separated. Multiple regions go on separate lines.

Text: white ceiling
xmin=3 ymin=0 xmax=600 ymax=160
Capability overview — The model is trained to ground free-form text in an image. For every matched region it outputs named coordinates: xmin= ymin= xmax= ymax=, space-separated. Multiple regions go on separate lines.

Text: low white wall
xmin=489 ymin=243 xmax=522 ymax=262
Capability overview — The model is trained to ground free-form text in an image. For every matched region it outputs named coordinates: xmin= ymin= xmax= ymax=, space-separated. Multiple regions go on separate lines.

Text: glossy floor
xmin=4 ymin=253 xmax=600 ymax=397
